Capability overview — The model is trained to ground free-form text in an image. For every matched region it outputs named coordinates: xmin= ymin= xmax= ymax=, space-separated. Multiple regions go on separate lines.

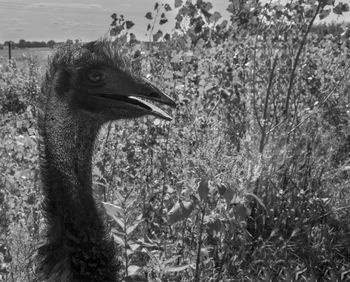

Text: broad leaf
xmin=125 ymin=21 xmax=135 ymax=29
xmin=164 ymin=3 xmax=172 ymax=11
xmin=234 ymin=203 xmax=250 ymax=221
xmin=168 ymin=200 xmax=194 ymax=224
xmin=198 ymin=177 xmax=209 ymax=202
xmin=175 ymin=0 xmax=183 ymax=8
xmin=217 ymin=183 xmax=227 ymax=196
xmin=209 ymin=11 xmax=221 ymax=23
xmin=126 ymin=220 xmax=143 ymax=235
xmin=160 ymin=19 xmax=168 ymax=25
xmin=153 ymin=30 xmax=163 ymax=42
xmin=113 ymin=234 xmax=125 ymax=247
xmin=128 ymin=265 xmax=141 ymax=276
xmin=129 ymin=241 xmax=141 ymax=251
xmin=333 ymin=2 xmax=349 ymax=14
xmin=145 ymin=12 xmax=153 ymax=20
xmin=246 ymin=192 xmax=266 ymax=211
xmin=154 ymin=2 xmax=159 ymax=10
xmin=103 ymin=202 xmax=124 ymax=221
xmin=207 ymin=218 xmax=222 ymax=233
xmin=223 ymin=187 xmax=234 ymax=205
xmin=165 ymin=264 xmax=192 ymax=273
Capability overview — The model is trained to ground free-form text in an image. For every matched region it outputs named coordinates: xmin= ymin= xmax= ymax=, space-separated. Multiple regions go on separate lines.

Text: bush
xmin=1 ymin=0 xmax=350 ymax=281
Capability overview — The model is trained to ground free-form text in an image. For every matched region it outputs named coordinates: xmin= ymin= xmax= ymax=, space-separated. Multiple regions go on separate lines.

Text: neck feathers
xmin=37 ymin=101 xmax=119 ymax=281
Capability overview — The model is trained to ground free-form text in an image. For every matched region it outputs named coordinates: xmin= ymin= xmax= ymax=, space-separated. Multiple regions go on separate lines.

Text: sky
xmin=0 ymin=0 xmax=349 ymax=43
xmin=0 ymin=0 xmax=230 ymax=42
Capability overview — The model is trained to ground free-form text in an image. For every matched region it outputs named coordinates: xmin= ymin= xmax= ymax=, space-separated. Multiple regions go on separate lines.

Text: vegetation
xmin=1 ymin=39 xmax=81 ymax=50
xmin=1 ymin=0 xmax=350 ymax=281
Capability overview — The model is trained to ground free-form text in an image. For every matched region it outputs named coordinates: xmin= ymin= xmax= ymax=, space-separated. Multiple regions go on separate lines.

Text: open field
xmin=0 ymin=47 xmax=52 ymax=67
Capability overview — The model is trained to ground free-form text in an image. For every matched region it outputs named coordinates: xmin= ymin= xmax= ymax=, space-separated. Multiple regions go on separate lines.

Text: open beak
xmin=126 ymin=77 xmax=176 ymax=121
xmin=92 ymin=73 xmax=176 ymax=121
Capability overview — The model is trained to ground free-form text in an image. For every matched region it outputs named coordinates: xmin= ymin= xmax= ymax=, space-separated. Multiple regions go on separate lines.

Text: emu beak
xmin=94 ymin=74 xmax=176 ymax=121
xmin=127 ymin=77 xmax=176 ymax=121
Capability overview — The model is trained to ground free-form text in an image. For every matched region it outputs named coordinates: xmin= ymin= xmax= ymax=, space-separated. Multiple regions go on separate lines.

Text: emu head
xmin=42 ymin=40 xmax=176 ymax=123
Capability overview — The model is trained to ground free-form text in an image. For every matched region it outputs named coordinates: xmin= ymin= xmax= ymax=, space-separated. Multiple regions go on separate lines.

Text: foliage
xmin=0 ymin=58 xmax=40 ymax=281
xmin=1 ymin=0 xmax=350 ymax=281
xmin=110 ymin=13 xmax=136 ymax=41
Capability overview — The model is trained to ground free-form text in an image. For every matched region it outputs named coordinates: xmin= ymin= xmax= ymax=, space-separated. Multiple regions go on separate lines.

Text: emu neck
xmin=43 ymin=112 xmax=97 ymax=195
xmin=38 ymin=101 xmax=118 ymax=281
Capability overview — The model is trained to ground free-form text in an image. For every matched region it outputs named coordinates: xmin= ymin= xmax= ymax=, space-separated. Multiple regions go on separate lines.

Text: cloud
xmin=10 ymin=27 xmax=25 ymax=31
xmin=87 ymin=23 xmax=104 ymax=28
xmin=51 ymin=18 xmax=81 ymax=28
xmin=29 ymin=2 xmax=103 ymax=10
xmin=68 ymin=21 xmax=81 ymax=27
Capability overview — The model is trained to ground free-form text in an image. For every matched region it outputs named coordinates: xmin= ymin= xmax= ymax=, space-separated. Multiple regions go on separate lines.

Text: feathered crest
xmin=48 ymin=38 xmax=130 ymax=72
xmin=39 ymin=38 xmax=132 ymax=126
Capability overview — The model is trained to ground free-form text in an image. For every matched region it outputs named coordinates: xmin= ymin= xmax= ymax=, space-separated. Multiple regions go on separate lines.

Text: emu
xmin=37 ymin=40 xmax=175 ymax=281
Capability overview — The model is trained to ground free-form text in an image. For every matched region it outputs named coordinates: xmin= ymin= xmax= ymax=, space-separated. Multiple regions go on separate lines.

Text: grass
xmin=0 ymin=48 xmax=52 ymax=68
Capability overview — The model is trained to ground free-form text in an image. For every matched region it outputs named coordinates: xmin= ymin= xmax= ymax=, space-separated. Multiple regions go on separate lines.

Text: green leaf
xmin=145 ymin=12 xmax=153 ymax=20
xmin=168 ymin=200 xmax=194 ymax=224
xmin=226 ymin=2 xmax=235 ymax=13
xmin=127 ymin=265 xmax=141 ymax=276
xmin=319 ymin=9 xmax=331 ymax=20
xmin=153 ymin=30 xmax=163 ymax=42
xmin=217 ymin=184 xmax=227 ymax=196
xmin=201 ymin=2 xmax=213 ymax=11
xmin=209 ymin=11 xmax=221 ymax=23
xmin=164 ymin=3 xmax=172 ymax=11
xmin=234 ymin=203 xmax=250 ymax=221
xmin=129 ymin=241 xmax=141 ymax=251
xmin=103 ymin=202 xmax=124 ymax=221
xmin=165 ymin=264 xmax=192 ymax=273
xmin=164 ymin=33 xmax=171 ymax=41
xmin=113 ymin=234 xmax=125 ymax=247
xmin=246 ymin=192 xmax=266 ymax=211
xmin=198 ymin=177 xmax=209 ymax=202
xmin=175 ymin=0 xmax=183 ymax=8
xmin=160 ymin=18 xmax=168 ymax=25
xmin=125 ymin=21 xmax=135 ymax=29
xmin=164 ymin=257 xmax=179 ymax=266
xmin=207 ymin=218 xmax=222 ymax=233
xmin=136 ymin=238 xmax=158 ymax=248
xmin=200 ymin=248 xmax=210 ymax=257
xmin=129 ymin=33 xmax=136 ymax=41
xmin=154 ymin=2 xmax=159 ymax=10
xmin=115 ymin=218 xmax=125 ymax=230
xmin=111 ymin=228 xmax=124 ymax=237
xmin=223 ymin=187 xmax=234 ymax=205
xmin=126 ymin=220 xmax=143 ymax=235
xmin=333 ymin=2 xmax=349 ymax=15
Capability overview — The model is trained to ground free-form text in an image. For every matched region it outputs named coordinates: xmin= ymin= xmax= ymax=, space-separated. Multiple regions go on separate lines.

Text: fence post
xmin=8 ymin=42 xmax=11 ymax=61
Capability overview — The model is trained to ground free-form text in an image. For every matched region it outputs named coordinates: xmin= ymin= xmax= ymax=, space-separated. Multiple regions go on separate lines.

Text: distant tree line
xmin=0 ymin=39 xmax=80 ymax=49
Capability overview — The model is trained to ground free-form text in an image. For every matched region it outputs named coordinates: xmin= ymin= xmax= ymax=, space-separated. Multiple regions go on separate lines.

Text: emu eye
xmin=87 ymin=70 xmax=105 ymax=83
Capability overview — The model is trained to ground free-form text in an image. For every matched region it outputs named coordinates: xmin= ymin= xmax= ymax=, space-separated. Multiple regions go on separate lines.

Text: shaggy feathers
xmin=37 ymin=39 xmax=174 ymax=281
xmin=37 ymin=40 xmax=123 ymax=282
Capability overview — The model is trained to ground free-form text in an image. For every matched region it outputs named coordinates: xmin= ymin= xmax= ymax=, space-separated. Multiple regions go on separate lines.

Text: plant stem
xmin=259 ymin=53 xmax=279 ymax=153
xmin=283 ymin=3 xmax=321 ymax=119
xmin=194 ymin=205 xmax=206 ymax=282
